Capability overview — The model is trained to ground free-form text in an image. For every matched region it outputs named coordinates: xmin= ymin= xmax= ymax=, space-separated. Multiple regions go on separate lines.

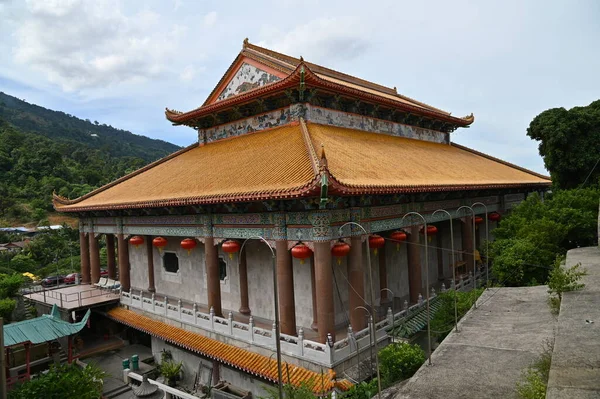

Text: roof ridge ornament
xmin=243 ymin=37 xmax=249 ymax=48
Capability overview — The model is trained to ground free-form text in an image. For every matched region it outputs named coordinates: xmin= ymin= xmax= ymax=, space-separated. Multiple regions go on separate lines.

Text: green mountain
xmin=0 ymin=92 xmax=182 ymax=225
xmin=0 ymin=92 xmax=179 ymax=162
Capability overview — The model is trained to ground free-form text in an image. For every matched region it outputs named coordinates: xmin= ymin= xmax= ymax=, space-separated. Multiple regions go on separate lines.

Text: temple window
xmin=218 ymin=257 xmax=227 ymax=281
xmin=163 ymin=252 xmax=179 ymax=274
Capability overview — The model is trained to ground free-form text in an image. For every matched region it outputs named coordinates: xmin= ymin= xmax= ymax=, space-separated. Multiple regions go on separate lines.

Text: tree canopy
xmin=527 ymin=100 xmax=600 ymax=189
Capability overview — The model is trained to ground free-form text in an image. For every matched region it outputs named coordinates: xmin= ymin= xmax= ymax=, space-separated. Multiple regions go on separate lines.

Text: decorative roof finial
xmin=394 ymin=86 xmax=397 ymax=93
xmin=300 ymin=55 xmax=304 ymax=62
xmin=320 ymin=143 xmax=326 ymax=161
xmin=243 ymin=37 xmax=249 ymax=48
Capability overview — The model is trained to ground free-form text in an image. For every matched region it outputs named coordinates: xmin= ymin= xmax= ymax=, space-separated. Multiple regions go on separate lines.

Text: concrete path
xmin=547 ymin=247 xmax=600 ymax=398
xmin=393 ymin=286 xmax=555 ymax=399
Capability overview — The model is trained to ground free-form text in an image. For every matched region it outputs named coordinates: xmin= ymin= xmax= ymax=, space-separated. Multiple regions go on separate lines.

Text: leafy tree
xmin=527 ymin=100 xmax=600 ymax=189
xmin=6 ymin=254 xmax=37 ymax=273
xmin=8 ymin=363 xmax=106 ymax=399
xmin=490 ymin=189 xmax=599 ymax=286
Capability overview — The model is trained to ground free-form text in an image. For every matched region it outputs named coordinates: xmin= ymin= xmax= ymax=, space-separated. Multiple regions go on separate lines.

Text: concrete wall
xmin=292 ymin=257 xmax=314 ymax=330
xmin=387 ymin=236 xmax=410 ymax=301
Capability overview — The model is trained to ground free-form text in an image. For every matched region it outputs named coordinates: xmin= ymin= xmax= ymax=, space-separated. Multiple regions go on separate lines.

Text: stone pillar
xmin=146 ymin=236 xmax=155 ymax=292
xmin=238 ymin=249 xmax=250 ymax=315
xmin=314 ymin=241 xmax=335 ymax=343
xmin=106 ymin=235 xmax=116 ymax=279
xmin=117 ymin=234 xmax=131 ymax=291
xmin=407 ymin=226 xmax=422 ymax=304
xmin=79 ymin=232 xmax=91 ymax=284
xmin=89 ymin=234 xmax=101 ymax=284
xmin=462 ymin=216 xmax=474 ymax=273
xmin=348 ymin=236 xmax=366 ymax=332
xmin=205 ymin=237 xmax=222 ymax=317
xmin=276 ymin=240 xmax=296 ymax=335
xmin=310 ymin=253 xmax=318 ymax=331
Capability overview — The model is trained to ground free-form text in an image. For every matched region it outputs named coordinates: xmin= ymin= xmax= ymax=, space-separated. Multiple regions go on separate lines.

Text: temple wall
xmin=386 ymin=237 xmax=410 ymax=301
xmin=333 ymin=256 xmax=350 ymax=327
xmin=292 ymin=258 xmax=314 ymax=330
xmin=201 ymin=104 xmax=448 ymax=144
xmin=246 ymin=241 xmax=276 ymax=322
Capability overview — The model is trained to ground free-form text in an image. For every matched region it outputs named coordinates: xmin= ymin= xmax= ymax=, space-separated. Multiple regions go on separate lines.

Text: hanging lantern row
xmin=390 ymin=230 xmax=407 ymax=251
xmin=152 ymin=237 xmax=168 ymax=252
xmin=474 ymin=216 xmax=484 ymax=230
xmin=368 ymin=234 xmax=385 ymax=255
xmin=420 ymin=225 xmax=438 ymax=242
xmin=130 ymin=236 xmax=144 ymax=248
xmin=181 ymin=238 xmax=197 ymax=255
xmin=291 ymin=243 xmax=312 ymax=264
xmin=331 ymin=240 xmax=351 ymax=265
xmin=488 ymin=212 xmax=501 ymax=222
xmin=222 ymin=240 xmax=241 ymax=259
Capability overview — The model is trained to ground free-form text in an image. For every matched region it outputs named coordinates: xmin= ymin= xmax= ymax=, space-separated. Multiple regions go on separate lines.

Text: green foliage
xmin=0 ymin=298 xmax=16 ymax=322
xmin=516 ymin=340 xmax=553 ymax=399
xmin=0 ymin=273 xmax=24 ymax=298
xmin=0 ymin=91 xmax=180 ymax=225
xmin=547 ymin=258 xmax=586 ymax=315
xmin=527 ymin=100 xmax=600 ymax=189
xmin=430 ymin=288 xmax=484 ymax=341
xmin=490 ymin=189 xmax=599 ymax=286
xmin=159 ymin=360 xmax=183 ymax=386
xmin=378 ymin=342 xmax=425 ymax=384
xmin=261 ymin=382 xmax=327 ymax=399
xmin=340 ymin=380 xmax=378 ymax=399
xmin=8 ymin=363 xmax=106 ymax=399
xmin=7 ymin=254 xmax=37 ymax=273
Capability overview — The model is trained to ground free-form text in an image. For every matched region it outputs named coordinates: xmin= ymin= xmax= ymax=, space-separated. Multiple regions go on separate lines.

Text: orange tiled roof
xmin=106 ymin=307 xmax=349 ymax=393
xmin=54 ymin=123 xmax=319 ymax=211
xmin=53 ymin=121 xmax=550 ymax=212
xmin=306 ymin=123 xmax=550 ymax=193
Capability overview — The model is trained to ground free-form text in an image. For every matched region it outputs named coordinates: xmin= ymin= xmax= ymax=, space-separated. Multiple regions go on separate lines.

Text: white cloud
xmin=258 ymin=16 xmax=371 ymax=64
xmin=179 ymin=65 xmax=195 ymax=81
xmin=12 ymin=0 xmax=186 ymax=91
xmin=203 ymin=11 xmax=217 ymax=28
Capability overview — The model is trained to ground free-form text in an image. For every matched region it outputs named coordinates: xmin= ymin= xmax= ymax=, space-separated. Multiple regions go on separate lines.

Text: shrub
xmin=0 ymin=274 xmax=24 ymax=297
xmin=340 ymin=380 xmax=378 ymax=399
xmin=9 ymin=363 xmax=105 ymax=399
xmin=430 ymin=288 xmax=484 ymax=341
xmin=0 ymin=298 xmax=16 ymax=321
xmin=378 ymin=342 xmax=425 ymax=384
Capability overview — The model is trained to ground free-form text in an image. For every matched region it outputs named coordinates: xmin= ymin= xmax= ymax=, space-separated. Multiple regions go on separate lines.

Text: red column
xmin=314 ymin=241 xmax=334 ymax=343
xmin=436 ymin=224 xmax=444 ymax=280
xmin=89 ymin=234 xmax=101 ymax=284
xmin=310 ymin=253 xmax=318 ymax=331
xmin=348 ymin=236 xmax=366 ymax=332
xmin=462 ymin=217 xmax=474 ymax=273
xmin=146 ymin=236 xmax=155 ymax=292
xmin=407 ymin=226 xmax=422 ymax=304
xmin=67 ymin=336 xmax=73 ymax=364
xmin=379 ymin=242 xmax=388 ymax=301
xmin=79 ymin=232 xmax=91 ymax=284
xmin=276 ymin=240 xmax=296 ymax=336
xmin=117 ymin=234 xmax=131 ymax=291
xmin=106 ymin=235 xmax=116 ymax=279
xmin=238 ymin=249 xmax=250 ymax=315
xmin=205 ymin=237 xmax=222 ymax=317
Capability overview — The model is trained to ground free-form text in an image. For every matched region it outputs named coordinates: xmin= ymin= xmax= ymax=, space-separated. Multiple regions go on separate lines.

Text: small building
xmin=53 ymin=40 xmax=551 ymax=396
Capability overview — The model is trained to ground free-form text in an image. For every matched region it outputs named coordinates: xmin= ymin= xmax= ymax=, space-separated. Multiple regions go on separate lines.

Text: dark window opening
xmin=219 ymin=257 xmax=227 ymax=281
xmin=163 ymin=252 xmax=179 ymax=273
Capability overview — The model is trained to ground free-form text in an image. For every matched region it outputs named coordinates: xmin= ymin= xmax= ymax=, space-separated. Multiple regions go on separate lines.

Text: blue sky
xmin=1 ymin=0 xmax=599 ymax=174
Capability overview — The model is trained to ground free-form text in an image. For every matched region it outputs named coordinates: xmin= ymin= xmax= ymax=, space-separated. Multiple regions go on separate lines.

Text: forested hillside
xmin=0 ymin=92 xmax=181 ymax=225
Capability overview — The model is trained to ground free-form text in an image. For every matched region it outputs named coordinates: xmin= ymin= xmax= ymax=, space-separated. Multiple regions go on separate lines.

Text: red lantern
xmin=390 ymin=231 xmax=407 ymax=251
xmin=420 ymin=225 xmax=438 ymax=242
xmin=368 ymin=234 xmax=385 ymax=255
xmin=291 ymin=243 xmax=312 ymax=264
xmin=331 ymin=241 xmax=351 ymax=265
xmin=130 ymin=236 xmax=144 ymax=248
xmin=181 ymin=238 xmax=197 ymax=255
xmin=474 ymin=216 xmax=484 ymax=229
xmin=152 ymin=237 xmax=168 ymax=252
xmin=222 ymin=240 xmax=241 ymax=260
xmin=489 ymin=212 xmax=501 ymax=222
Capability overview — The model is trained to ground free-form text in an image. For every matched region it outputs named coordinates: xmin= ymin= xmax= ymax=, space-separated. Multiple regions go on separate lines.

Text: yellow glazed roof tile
xmin=107 ymin=307 xmax=348 ymax=393
xmin=305 ymin=123 xmax=550 ymax=191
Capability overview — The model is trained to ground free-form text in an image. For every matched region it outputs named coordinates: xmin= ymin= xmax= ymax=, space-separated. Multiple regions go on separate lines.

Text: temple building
xmin=53 ymin=39 xmax=551 ymax=395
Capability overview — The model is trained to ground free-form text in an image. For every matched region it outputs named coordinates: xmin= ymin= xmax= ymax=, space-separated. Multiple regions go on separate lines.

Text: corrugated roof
xmin=4 ymin=305 xmax=90 ymax=347
xmin=107 ymin=307 xmax=351 ymax=394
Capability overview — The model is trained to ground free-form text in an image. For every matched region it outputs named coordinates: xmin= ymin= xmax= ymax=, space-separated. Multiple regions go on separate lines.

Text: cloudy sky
xmin=1 ymin=0 xmax=599 ymax=174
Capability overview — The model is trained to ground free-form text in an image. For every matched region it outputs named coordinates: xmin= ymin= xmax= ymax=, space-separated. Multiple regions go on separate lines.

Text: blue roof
xmin=4 ymin=305 xmax=90 ymax=347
